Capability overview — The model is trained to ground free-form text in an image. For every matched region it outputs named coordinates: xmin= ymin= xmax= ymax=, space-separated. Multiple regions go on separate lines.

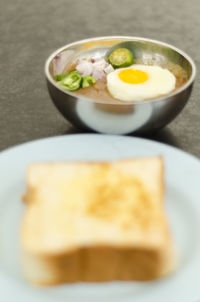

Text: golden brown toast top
xmin=21 ymin=157 xmax=170 ymax=255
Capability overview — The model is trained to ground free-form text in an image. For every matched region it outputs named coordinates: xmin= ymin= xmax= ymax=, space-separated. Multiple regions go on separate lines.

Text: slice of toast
xmin=21 ymin=157 xmax=176 ymax=285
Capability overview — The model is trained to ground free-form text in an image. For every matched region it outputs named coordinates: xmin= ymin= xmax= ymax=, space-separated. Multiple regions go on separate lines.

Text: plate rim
xmin=0 ymin=133 xmax=199 ymax=165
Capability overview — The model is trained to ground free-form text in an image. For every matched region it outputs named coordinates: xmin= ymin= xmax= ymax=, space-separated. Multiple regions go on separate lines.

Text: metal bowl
xmin=45 ymin=36 xmax=196 ymax=134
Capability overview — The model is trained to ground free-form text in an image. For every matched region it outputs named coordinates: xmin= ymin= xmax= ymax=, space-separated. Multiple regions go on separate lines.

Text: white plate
xmin=0 ymin=134 xmax=200 ymax=302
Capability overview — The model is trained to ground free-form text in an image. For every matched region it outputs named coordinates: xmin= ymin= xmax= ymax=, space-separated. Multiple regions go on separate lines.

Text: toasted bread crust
xmin=23 ymin=245 xmax=176 ymax=285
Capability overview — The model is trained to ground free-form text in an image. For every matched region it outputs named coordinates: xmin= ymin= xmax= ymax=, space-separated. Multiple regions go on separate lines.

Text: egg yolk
xmin=118 ymin=68 xmax=149 ymax=84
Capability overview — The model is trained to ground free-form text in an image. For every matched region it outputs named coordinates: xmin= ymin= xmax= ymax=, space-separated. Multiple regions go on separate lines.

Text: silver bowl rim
xmin=44 ymin=36 xmax=196 ymax=105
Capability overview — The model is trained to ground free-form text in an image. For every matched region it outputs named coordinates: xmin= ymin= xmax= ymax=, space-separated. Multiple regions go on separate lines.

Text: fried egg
xmin=107 ymin=65 xmax=176 ymax=102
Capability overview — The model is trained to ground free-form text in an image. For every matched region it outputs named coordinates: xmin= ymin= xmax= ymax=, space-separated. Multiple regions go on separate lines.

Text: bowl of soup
xmin=45 ymin=36 xmax=196 ymax=134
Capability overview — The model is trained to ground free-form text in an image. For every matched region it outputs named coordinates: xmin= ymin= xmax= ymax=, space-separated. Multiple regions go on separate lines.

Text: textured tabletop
xmin=0 ymin=0 xmax=200 ymax=156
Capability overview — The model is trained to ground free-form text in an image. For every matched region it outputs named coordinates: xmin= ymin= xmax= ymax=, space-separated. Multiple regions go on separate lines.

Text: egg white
xmin=107 ymin=65 xmax=176 ymax=102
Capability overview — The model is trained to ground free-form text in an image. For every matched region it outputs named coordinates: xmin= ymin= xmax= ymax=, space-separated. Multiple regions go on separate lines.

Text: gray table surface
xmin=1 ymin=0 xmax=200 ymax=157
